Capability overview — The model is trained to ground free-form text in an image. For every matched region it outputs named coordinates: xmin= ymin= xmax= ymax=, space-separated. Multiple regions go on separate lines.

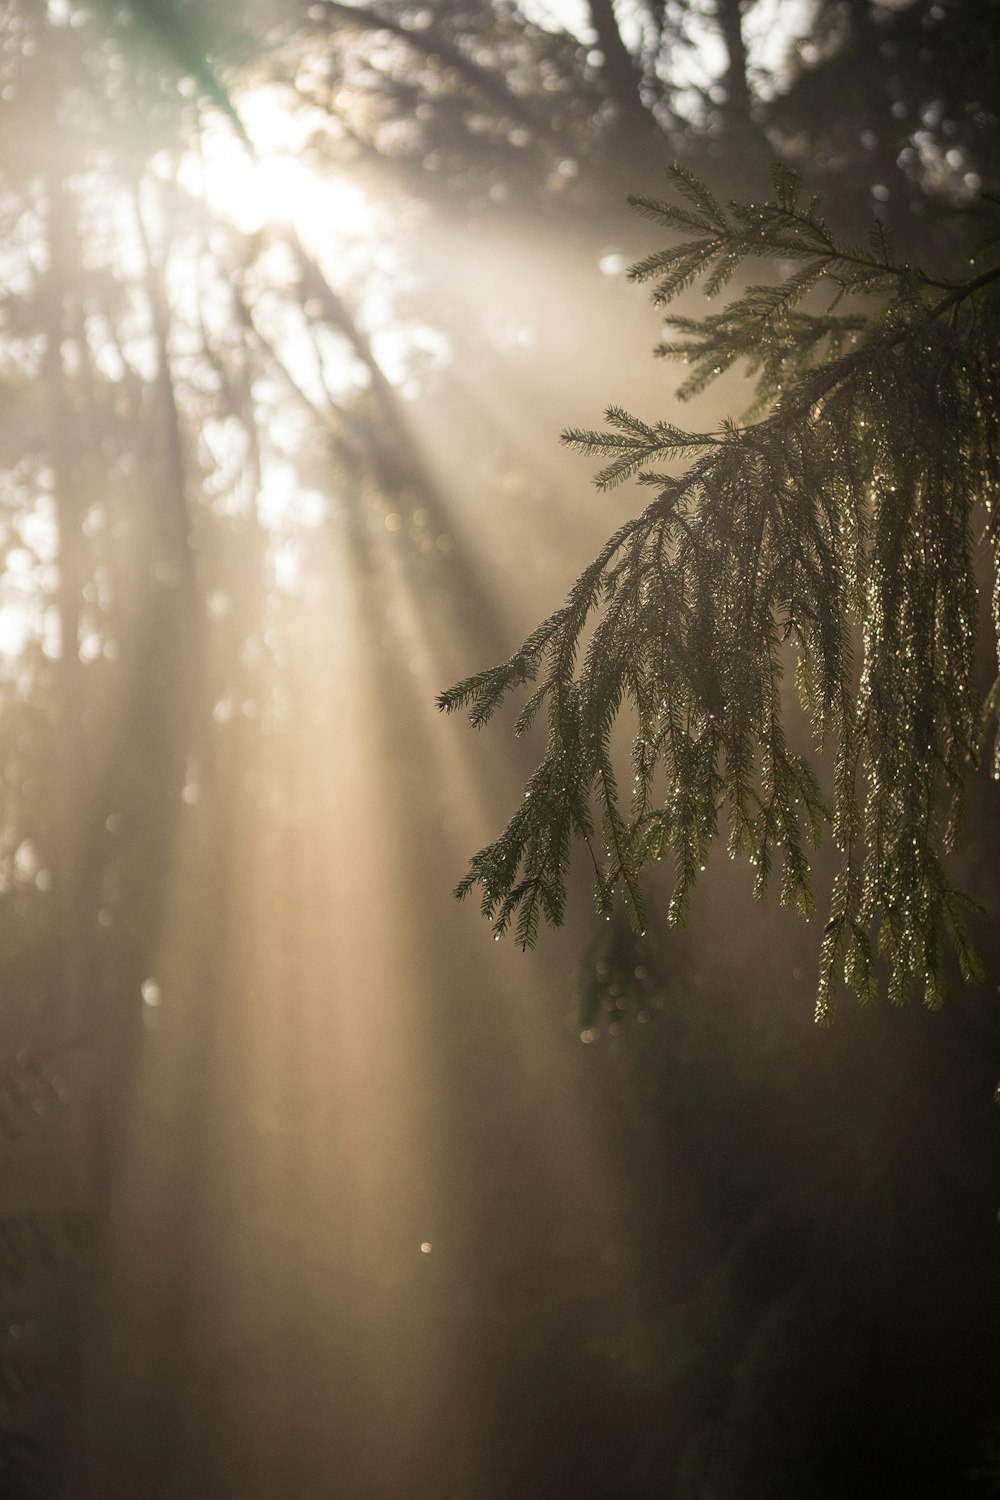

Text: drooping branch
xmin=441 ymin=165 xmax=1000 ymax=1011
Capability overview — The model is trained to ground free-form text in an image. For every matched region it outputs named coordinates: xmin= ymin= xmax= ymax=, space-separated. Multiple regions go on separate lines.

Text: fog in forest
xmin=0 ymin=1 xmax=998 ymax=1496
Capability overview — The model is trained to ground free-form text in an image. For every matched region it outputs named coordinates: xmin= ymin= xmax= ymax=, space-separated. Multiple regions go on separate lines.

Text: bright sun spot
xmin=170 ymin=83 xmax=449 ymax=540
xmin=181 ymin=86 xmax=376 ymax=251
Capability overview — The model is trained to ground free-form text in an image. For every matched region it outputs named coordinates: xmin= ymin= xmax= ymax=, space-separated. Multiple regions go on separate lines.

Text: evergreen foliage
xmin=440 ymin=163 xmax=1000 ymax=1015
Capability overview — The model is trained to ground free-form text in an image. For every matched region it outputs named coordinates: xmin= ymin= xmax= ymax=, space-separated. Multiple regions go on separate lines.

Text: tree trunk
xmin=588 ymin=0 xmax=657 ymax=150
xmin=716 ymin=0 xmax=752 ymax=128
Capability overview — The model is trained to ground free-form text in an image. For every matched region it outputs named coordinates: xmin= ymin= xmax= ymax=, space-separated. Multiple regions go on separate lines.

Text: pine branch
xmin=441 ymin=166 xmax=1000 ymax=1009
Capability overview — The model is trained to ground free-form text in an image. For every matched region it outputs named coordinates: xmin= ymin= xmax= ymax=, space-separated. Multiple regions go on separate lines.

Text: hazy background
xmin=0 ymin=0 xmax=998 ymax=1495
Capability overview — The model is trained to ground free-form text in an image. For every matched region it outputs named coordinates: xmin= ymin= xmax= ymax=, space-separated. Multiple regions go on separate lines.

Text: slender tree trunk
xmin=716 ymin=0 xmax=751 ymax=127
xmin=40 ymin=118 xmax=104 ymax=1500
xmin=44 ymin=188 xmax=93 ymax=1049
xmin=711 ymin=0 xmax=773 ymax=182
xmin=587 ymin=0 xmax=656 ymax=149
xmin=286 ymin=231 xmax=511 ymax=661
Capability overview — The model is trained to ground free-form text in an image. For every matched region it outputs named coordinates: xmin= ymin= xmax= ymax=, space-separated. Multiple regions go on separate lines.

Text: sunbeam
xmin=2 ymin=2 xmax=999 ymax=1496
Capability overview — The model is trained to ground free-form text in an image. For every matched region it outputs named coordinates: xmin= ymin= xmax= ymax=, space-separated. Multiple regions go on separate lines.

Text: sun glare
xmin=183 ymin=86 xmax=376 ymax=250
xmin=172 ymin=84 xmax=434 ymax=534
